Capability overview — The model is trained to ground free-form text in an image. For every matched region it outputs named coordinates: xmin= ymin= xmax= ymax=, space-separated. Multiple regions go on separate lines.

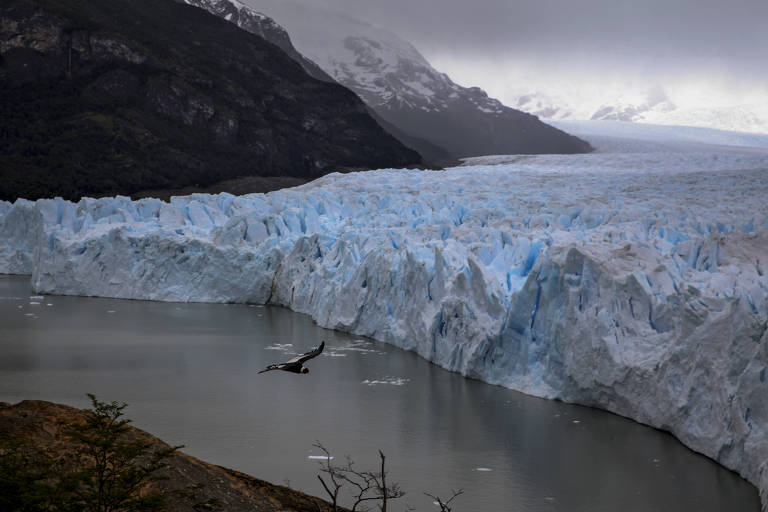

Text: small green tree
xmin=0 ymin=395 xmax=182 ymax=512
xmin=0 ymin=435 xmax=79 ymax=511
xmin=62 ymin=394 xmax=180 ymax=512
xmin=0 ymin=440 xmax=49 ymax=511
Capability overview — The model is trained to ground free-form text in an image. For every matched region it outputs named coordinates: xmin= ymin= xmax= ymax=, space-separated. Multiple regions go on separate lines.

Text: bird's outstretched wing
xmin=286 ymin=341 xmax=325 ymax=364
xmin=258 ymin=363 xmax=285 ymax=374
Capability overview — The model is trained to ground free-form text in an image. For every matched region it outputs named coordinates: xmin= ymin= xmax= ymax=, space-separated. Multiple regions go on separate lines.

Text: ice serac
xmin=0 ymin=199 xmax=42 ymax=274
xmin=2 ymin=151 xmax=768 ymax=508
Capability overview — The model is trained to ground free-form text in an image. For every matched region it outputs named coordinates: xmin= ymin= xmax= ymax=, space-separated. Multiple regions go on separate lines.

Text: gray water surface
xmin=0 ymin=275 xmax=759 ymax=511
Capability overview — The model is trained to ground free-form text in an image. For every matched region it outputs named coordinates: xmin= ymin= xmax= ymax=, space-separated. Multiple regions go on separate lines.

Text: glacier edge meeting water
xmin=2 ymin=152 xmax=767 ymax=508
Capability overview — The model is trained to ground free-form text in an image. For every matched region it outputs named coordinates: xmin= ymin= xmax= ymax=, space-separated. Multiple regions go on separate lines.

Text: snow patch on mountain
xmin=182 ymin=0 xmax=278 ymax=38
xmin=2 ymin=150 xmax=768 ymax=506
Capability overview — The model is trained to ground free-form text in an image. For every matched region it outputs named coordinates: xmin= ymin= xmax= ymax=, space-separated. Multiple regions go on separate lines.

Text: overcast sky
xmin=250 ymin=0 xmax=768 ymax=109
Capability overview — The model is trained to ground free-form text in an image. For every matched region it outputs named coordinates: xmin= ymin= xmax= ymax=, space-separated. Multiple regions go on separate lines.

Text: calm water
xmin=0 ymin=275 xmax=759 ymax=511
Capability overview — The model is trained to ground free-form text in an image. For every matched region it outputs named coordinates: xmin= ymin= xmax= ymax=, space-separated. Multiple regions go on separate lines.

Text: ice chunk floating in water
xmin=1 ymin=151 xmax=768 ymax=507
xmin=361 ymin=378 xmax=410 ymax=386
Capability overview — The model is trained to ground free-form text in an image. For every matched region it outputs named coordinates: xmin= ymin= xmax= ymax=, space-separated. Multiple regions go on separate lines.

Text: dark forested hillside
xmin=0 ymin=0 xmax=421 ymax=201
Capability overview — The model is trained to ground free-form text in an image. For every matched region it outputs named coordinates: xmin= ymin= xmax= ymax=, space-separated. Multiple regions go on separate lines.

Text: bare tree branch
xmin=313 ymin=442 xmax=341 ymax=512
xmin=424 ymin=489 xmax=464 ymax=512
xmin=311 ymin=443 xmax=405 ymax=512
xmin=379 ymin=451 xmax=387 ymax=512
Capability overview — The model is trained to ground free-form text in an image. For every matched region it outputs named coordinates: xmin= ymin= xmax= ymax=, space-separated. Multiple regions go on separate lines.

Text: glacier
xmin=2 ymin=151 xmax=768 ymax=507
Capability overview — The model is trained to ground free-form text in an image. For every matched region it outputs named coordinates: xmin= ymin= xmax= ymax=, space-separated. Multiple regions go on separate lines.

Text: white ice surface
xmin=2 ymin=150 xmax=768 ymax=506
xmin=549 ymin=120 xmax=768 ymax=152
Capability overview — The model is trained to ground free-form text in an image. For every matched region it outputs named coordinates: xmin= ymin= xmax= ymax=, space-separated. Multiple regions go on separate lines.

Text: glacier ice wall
xmin=2 ymin=152 xmax=768 ymax=506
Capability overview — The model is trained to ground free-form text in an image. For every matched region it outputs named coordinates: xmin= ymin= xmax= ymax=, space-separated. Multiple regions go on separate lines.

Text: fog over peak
xmin=283 ymin=0 xmax=768 ymax=71
xmin=245 ymin=0 xmax=768 ymax=121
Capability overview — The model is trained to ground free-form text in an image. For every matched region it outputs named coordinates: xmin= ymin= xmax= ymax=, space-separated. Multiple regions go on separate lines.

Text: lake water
xmin=0 ymin=274 xmax=759 ymax=511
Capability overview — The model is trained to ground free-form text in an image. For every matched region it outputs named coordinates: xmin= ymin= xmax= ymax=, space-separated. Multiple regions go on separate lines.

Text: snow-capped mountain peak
xmin=514 ymin=91 xmax=576 ymax=120
xmin=183 ymin=0 xmax=283 ymax=42
xmin=288 ymin=14 xmax=503 ymax=116
xmin=331 ymin=34 xmax=444 ymax=110
xmin=591 ymin=86 xmax=676 ymax=122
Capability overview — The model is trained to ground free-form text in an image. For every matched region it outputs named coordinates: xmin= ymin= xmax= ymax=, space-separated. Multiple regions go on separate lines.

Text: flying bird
xmin=258 ymin=341 xmax=325 ymax=374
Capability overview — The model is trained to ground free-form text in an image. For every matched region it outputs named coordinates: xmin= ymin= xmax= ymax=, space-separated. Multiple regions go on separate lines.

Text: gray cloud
xmin=256 ymin=0 xmax=768 ymax=81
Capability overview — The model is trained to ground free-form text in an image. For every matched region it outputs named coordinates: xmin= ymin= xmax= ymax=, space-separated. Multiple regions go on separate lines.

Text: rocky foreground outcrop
xmin=0 ymin=400 xmax=342 ymax=512
xmin=0 ymin=0 xmax=420 ymax=201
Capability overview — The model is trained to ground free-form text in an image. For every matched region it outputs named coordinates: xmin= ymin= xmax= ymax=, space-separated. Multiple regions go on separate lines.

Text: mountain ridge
xmin=179 ymin=0 xmax=334 ymax=82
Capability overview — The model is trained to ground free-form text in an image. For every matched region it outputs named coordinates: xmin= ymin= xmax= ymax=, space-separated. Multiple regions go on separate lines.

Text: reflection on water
xmin=0 ymin=275 xmax=759 ymax=511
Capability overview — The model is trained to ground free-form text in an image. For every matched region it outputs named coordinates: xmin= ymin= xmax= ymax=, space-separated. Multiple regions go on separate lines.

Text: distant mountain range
xmin=0 ymin=0 xmax=419 ymax=201
xmin=212 ymin=0 xmax=592 ymax=163
xmin=515 ymin=88 xmax=768 ymax=135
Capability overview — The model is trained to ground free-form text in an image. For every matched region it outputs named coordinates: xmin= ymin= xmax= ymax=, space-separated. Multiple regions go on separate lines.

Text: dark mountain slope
xmin=0 ymin=0 xmax=421 ymax=201
xmin=378 ymin=94 xmax=592 ymax=158
xmin=369 ymin=112 xmax=455 ymax=165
